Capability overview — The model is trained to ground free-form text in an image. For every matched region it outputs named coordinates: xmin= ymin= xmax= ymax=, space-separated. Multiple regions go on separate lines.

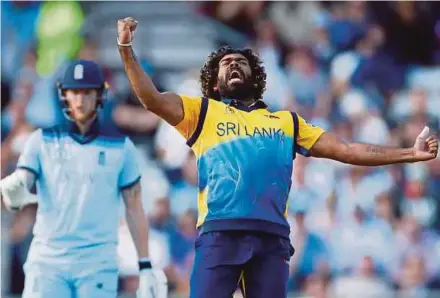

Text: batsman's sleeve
xmin=119 ymin=137 xmax=141 ymax=190
xmin=296 ymin=114 xmax=325 ymax=156
xmin=16 ymin=129 xmax=42 ymax=178
xmin=174 ymin=95 xmax=203 ymax=140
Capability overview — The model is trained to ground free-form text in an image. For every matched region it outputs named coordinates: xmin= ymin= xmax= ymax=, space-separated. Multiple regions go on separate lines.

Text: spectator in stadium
xmin=287 ymin=205 xmax=329 ymax=291
xmin=285 ymin=46 xmax=330 ymax=119
xmin=329 ymin=255 xmax=394 ymax=297
xmin=395 ymin=253 xmax=431 ymax=297
xmin=302 ymin=274 xmax=329 ymax=298
xmin=374 ymin=192 xmax=398 ymax=230
xmin=252 ymin=20 xmax=293 ymax=112
xmin=1 ymin=1 xmax=41 ymax=82
xmin=393 ymin=216 xmax=440 ymax=284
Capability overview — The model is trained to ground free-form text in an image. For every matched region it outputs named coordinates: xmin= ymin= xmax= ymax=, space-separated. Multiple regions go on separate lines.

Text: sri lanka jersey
xmin=175 ymin=95 xmax=325 ymax=239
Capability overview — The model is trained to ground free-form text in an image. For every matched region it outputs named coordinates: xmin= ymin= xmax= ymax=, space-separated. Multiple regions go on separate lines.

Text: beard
xmin=217 ymin=76 xmax=255 ymax=102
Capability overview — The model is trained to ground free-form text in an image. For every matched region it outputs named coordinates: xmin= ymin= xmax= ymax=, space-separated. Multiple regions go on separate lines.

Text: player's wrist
xmin=117 ymin=36 xmax=133 ymax=47
xmin=407 ymin=147 xmax=418 ymax=162
xmin=138 ymin=258 xmax=152 ymax=270
xmin=117 ymin=29 xmax=135 ymax=47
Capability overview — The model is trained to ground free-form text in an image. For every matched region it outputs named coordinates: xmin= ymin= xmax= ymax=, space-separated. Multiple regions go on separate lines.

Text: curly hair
xmin=199 ymin=46 xmax=267 ymax=101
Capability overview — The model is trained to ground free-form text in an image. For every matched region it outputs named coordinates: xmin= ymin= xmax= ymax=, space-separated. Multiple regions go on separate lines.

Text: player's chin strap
xmin=60 ymin=104 xmax=103 ymax=122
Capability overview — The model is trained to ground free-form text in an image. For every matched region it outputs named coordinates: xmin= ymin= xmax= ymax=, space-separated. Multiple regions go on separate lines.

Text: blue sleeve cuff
xmin=119 ymin=176 xmax=141 ymax=190
xmin=17 ymin=166 xmax=39 ymax=178
xmin=297 ymin=146 xmax=310 ymax=157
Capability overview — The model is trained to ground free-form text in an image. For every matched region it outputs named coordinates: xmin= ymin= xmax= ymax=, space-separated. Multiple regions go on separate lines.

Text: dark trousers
xmin=189 ymin=231 xmax=294 ymax=298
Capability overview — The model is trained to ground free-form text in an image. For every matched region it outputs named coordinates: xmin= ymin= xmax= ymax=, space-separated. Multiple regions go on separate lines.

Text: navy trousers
xmin=189 ymin=231 xmax=294 ymax=298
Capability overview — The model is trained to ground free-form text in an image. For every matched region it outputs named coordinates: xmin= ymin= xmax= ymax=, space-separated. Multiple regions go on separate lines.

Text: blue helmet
xmin=59 ymin=59 xmax=106 ymax=90
xmin=58 ymin=59 xmax=108 ymax=120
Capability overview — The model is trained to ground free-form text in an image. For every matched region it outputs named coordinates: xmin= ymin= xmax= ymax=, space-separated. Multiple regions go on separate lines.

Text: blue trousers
xmin=189 ymin=231 xmax=294 ymax=298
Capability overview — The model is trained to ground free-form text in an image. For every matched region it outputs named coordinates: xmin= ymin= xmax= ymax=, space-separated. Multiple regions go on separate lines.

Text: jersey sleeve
xmin=174 ymin=95 xmax=203 ymax=140
xmin=16 ymin=129 xmax=42 ymax=178
xmin=118 ymin=137 xmax=141 ymax=190
xmin=296 ymin=114 xmax=325 ymax=156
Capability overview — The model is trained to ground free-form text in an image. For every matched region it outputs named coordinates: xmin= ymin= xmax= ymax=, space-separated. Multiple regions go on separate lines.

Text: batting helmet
xmin=57 ymin=59 xmax=108 ymax=120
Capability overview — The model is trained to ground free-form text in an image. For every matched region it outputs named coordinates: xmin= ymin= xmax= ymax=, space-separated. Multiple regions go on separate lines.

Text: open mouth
xmin=228 ymin=70 xmax=243 ymax=83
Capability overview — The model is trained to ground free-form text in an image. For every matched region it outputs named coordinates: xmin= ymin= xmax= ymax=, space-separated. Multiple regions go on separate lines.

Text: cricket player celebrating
xmin=0 ymin=60 xmax=167 ymax=298
xmin=117 ymin=17 xmax=438 ymax=298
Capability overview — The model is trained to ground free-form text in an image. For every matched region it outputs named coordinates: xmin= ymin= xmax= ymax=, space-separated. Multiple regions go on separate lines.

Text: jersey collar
xmin=67 ymin=118 xmax=100 ymax=144
xmin=221 ymin=98 xmax=268 ymax=112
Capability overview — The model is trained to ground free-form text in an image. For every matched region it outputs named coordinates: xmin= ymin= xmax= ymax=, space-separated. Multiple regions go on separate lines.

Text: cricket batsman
xmin=0 ymin=59 xmax=167 ymax=298
xmin=117 ymin=17 xmax=438 ymax=298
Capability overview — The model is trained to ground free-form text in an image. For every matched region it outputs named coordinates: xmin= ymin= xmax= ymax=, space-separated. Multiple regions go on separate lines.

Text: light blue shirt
xmin=17 ymin=120 xmax=140 ymax=266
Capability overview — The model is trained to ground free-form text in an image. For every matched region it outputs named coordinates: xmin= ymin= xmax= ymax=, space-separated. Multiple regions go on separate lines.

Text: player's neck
xmin=240 ymin=98 xmax=256 ymax=106
xmin=75 ymin=115 xmax=97 ymax=135
xmin=223 ymin=97 xmax=255 ymax=106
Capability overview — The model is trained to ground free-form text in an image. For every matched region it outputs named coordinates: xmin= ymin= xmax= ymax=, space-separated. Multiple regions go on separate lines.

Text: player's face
xmin=216 ymin=53 xmax=254 ymax=101
xmin=65 ymin=89 xmax=98 ymax=122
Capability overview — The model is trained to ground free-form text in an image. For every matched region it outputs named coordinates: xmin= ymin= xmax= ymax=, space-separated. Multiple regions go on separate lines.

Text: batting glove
xmin=137 ymin=259 xmax=168 ymax=298
xmin=0 ymin=170 xmax=37 ymax=211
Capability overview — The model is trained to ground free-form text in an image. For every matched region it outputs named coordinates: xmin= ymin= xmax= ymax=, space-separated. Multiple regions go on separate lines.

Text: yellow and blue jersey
xmin=175 ymin=95 xmax=325 ymax=239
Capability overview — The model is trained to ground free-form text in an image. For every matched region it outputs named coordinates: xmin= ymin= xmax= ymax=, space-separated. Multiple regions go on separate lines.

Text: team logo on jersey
xmin=216 ymin=122 xmax=285 ymax=142
xmin=98 ymin=151 xmax=106 ymax=165
xmin=225 ymin=105 xmax=235 ymax=115
xmin=49 ymin=134 xmax=73 ymax=162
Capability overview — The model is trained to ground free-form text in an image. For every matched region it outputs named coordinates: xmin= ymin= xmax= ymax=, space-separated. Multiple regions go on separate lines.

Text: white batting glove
xmin=0 ymin=171 xmax=37 ymax=211
xmin=137 ymin=259 xmax=168 ymax=298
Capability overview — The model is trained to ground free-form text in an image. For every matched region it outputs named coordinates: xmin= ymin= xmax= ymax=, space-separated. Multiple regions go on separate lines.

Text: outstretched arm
xmin=117 ymin=17 xmax=184 ymax=126
xmin=309 ymin=127 xmax=438 ymax=166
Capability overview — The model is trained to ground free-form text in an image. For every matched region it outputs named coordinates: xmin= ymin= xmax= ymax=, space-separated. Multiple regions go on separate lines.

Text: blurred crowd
xmin=2 ymin=1 xmax=440 ymax=297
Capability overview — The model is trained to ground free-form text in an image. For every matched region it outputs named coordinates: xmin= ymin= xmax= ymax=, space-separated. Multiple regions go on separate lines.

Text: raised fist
xmin=117 ymin=17 xmax=138 ymax=45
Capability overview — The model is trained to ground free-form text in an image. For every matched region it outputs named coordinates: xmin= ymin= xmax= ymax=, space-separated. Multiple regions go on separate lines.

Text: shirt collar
xmin=67 ymin=117 xmax=100 ymax=144
xmin=221 ymin=98 xmax=268 ymax=112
